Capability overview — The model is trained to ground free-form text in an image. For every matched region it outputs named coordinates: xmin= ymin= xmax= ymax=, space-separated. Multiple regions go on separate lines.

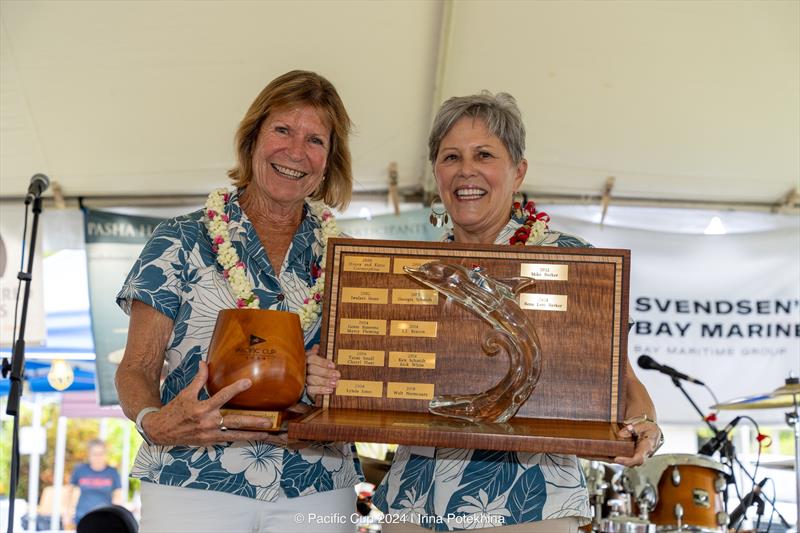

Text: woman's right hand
xmin=305 ymin=345 xmax=339 ymax=404
xmin=140 ymin=361 xmax=282 ymax=445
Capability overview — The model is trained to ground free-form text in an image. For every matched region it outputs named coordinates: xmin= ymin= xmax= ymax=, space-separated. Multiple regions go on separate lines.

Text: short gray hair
xmin=428 ymin=91 xmax=526 ymax=166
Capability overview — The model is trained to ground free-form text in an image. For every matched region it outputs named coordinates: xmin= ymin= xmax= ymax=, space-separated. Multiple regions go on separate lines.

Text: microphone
xmin=637 ymin=355 xmax=705 ymax=385
xmin=728 ymin=478 xmax=768 ymax=528
xmin=24 ymin=173 xmax=50 ymax=205
xmin=698 ymin=416 xmax=742 ymax=456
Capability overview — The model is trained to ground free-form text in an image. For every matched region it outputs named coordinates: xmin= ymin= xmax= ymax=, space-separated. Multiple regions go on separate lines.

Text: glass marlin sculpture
xmin=403 ymin=261 xmax=543 ymax=423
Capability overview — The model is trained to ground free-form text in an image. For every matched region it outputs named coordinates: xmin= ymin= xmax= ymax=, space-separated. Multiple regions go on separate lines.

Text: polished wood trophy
xmin=287 ymin=238 xmax=636 ymax=459
xmin=207 ymin=309 xmax=306 ymax=430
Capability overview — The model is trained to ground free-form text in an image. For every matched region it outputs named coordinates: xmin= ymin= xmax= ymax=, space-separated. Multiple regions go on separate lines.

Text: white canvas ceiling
xmin=1 ymin=0 xmax=798 ymax=209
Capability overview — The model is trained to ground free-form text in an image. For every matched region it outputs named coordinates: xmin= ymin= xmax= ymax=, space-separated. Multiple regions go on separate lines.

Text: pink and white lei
xmin=204 ymin=188 xmax=339 ymax=333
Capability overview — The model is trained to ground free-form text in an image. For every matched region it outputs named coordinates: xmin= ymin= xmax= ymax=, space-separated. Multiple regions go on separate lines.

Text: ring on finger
xmin=219 ymin=415 xmax=228 ymax=432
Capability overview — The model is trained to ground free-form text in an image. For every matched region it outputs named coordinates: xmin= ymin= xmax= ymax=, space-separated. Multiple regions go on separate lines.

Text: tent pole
xmin=50 ymin=415 xmax=68 ymax=530
xmin=26 ymin=397 xmax=42 ymax=532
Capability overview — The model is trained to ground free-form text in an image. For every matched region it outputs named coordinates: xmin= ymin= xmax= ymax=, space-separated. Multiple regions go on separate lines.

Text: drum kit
xmin=584 ymin=377 xmax=800 ymax=533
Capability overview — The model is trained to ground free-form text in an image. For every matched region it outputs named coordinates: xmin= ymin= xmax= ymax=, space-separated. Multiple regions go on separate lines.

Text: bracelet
xmin=623 ymin=413 xmax=656 ymax=426
xmin=623 ymin=413 xmax=664 ymax=456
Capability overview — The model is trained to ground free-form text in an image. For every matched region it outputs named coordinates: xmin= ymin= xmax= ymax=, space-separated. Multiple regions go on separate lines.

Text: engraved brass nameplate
xmin=336 ymin=380 xmax=383 ymax=398
xmin=341 ymin=287 xmax=389 ymax=304
xmin=389 ymin=351 xmax=436 ymax=369
xmin=387 ymin=382 xmax=435 ymax=400
xmin=343 ymin=256 xmax=391 ymax=273
xmin=340 ymin=318 xmax=387 ymax=335
xmin=393 ymin=257 xmax=436 ymax=274
xmin=520 ymin=263 xmax=569 ymax=281
xmin=519 ymin=293 xmax=568 ymax=312
xmin=390 ymin=320 xmax=438 ymax=337
xmin=338 ymin=349 xmax=385 ymax=367
xmin=392 ymin=289 xmax=438 ymax=305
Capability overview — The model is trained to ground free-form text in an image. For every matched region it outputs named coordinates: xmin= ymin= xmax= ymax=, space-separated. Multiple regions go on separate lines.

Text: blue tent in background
xmin=1 ymin=308 xmax=97 ymax=395
xmin=0 ymin=359 xmax=96 ymax=395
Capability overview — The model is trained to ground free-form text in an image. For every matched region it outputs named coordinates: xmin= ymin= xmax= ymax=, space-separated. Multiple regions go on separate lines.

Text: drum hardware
xmin=671 ymin=468 xmax=680 ymax=486
xmin=597 ymin=515 xmax=656 ymax=533
xmin=636 ymin=486 xmax=656 ymax=521
xmin=713 ymin=375 xmax=800 ymax=530
xmin=673 ymin=503 xmax=683 ymax=529
xmin=692 ymin=488 xmax=709 ymax=508
xmin=713 ymin=474 xmax=726 ymax=493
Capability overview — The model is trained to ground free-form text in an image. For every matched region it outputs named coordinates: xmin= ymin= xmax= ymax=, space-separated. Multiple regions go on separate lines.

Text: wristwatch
xmin=135 ymin=406 xmax=161 ymax=445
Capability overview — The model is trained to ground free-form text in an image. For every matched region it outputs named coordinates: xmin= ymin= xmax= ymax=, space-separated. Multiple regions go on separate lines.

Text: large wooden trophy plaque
xmin=288 ymin=238 xmax=635 ymax=459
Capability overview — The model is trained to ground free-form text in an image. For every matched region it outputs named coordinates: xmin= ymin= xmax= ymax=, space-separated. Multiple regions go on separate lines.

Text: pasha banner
xmin=0 ymin=203 xmax=45 ymax=346
xmin=84 ymin=209 xmax=161 ymax=405
xmin=549 ymin=216 xmax=799 ymax=424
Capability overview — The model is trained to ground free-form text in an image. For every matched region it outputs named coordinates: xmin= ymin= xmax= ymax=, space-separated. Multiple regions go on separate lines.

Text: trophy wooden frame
xmin=288 ymin=238 xmax=635 ymax=459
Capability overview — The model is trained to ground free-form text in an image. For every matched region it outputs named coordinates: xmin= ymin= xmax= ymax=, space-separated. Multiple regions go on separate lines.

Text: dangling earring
xmin=511 ymin=191 xmax=526 ymax=218
xmin=429 ymin=195 xmax=449 ymax=228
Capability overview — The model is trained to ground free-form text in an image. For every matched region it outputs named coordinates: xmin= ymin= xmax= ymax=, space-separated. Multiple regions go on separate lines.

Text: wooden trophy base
xmin=221 ymin=408 xmax=288 ymax=432
xmin=289 ymin=408 xmax=635 ymax=460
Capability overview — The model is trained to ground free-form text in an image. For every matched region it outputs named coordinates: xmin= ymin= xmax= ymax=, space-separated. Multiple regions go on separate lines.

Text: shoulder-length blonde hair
xmin=228 ymin=70 xmax=353 ymax=210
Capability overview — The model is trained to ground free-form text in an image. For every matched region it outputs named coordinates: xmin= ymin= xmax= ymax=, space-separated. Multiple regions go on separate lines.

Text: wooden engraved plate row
xmin=289 ymin=238 xmax=634 ymax=458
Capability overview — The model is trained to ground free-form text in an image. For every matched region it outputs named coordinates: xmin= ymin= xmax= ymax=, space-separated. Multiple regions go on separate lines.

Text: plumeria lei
xmin=204 ymin=188 xmax=339 ymax=333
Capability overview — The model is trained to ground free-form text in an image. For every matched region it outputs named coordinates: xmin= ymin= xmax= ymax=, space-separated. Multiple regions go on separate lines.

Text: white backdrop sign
xmin=551 ymin=216 xmax=799 ymax=424
xmin=0 ymin=203 xmax=45 ymax=346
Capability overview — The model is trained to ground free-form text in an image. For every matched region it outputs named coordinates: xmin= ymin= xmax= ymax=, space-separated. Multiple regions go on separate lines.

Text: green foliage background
xmin=0 ymin=399 xmax=142 ymax=501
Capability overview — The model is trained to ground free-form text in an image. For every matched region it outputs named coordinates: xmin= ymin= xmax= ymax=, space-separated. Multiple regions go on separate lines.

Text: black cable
xmin=731 ymin=416 xmax=789 ymax=532
xmin=702 ymin=382 xmax=720 ymax=411
xmin=764 ymin=478 xmax=777 ymax=533
xmin=11 ymin=206 xmax=29 ymax=358
xmin=740 ymin=415 xmax=762 ymax=490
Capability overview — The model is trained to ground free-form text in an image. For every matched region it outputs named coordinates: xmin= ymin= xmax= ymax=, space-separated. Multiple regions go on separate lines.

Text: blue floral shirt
xmin=116 ymin=189 xmax=363 ymax=501
xmin=373 ymin=218 xmax=593 ymax=530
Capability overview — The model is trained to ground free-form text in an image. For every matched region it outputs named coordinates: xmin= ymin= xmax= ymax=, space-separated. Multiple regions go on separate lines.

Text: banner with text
xmin=84 ymin=209 xmax=162 ymax=405
xmin=551 ymin=216 xmax=799 ymax=424
xmin=0 ymin=204 xmax=45 ymax=346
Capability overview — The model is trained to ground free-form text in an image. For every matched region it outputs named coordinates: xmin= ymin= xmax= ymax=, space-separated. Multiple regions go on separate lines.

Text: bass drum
xmin=623 ymin=454 xmax=729 ymax=532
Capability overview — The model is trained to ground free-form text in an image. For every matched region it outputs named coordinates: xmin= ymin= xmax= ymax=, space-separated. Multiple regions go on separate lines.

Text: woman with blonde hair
xmin=116 ymin=70 xmax=360 ymax=533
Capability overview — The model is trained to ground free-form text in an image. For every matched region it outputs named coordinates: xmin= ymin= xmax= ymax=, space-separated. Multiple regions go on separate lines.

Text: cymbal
xmin=712 ymin=381 xmax=800 ymax=411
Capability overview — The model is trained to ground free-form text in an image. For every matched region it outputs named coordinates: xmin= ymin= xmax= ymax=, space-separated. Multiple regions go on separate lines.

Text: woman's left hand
xmin=613 ymin=418 xmax=662 ymax=466
xmin=305 ymin=345 xmax=340 ymax=404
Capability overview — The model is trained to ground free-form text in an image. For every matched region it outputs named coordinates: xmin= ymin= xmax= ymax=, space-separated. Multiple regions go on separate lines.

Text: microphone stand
xmin=669 ymin=377 xmax=735 ymax=513
xmin=1 ymin=195 xmax=43 ymax=533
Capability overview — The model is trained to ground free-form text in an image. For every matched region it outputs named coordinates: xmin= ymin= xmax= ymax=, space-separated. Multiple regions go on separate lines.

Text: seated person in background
xmin=68 ymin=438 xmax=123 ymax=528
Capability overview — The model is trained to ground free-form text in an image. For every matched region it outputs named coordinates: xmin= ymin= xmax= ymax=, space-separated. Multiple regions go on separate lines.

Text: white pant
xmin=140 ymin=482 xmax=357 ymax=533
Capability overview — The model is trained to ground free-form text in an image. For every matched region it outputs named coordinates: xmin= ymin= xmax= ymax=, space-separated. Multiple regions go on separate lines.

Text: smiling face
xmin=434 ymin=117 xmax=527 ymax=244
xmin=249 ymin=105 xmax=331 ymax=210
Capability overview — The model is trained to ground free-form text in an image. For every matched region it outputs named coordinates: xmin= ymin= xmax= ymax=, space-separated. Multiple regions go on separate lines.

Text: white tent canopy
xmin=1 ymin=0 xmax=798 ymax=210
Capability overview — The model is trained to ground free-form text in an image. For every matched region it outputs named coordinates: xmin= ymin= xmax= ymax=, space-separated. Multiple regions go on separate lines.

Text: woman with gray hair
xmin=369 ymin=91 xmax=662 ymax=532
